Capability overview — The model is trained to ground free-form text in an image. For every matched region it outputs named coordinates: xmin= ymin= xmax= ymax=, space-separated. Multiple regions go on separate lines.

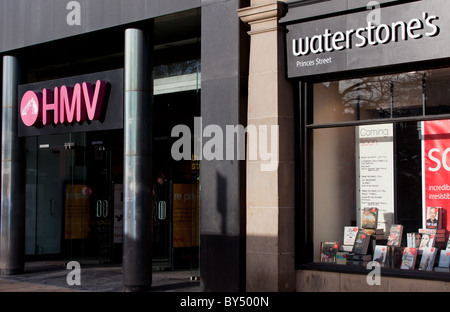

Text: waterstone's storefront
xmin=282 ymin=0 xmax=450 ymax=291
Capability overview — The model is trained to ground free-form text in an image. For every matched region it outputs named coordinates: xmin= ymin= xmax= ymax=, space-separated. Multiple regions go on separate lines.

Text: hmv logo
xmin=20 ymin=80 xmax=106 ymax=127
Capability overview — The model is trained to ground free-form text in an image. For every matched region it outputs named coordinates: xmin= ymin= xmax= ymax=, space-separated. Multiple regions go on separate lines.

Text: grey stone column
xmin=123 ymin=28 xmax=152 ymax=291
xmin=1 ymin=56 xmax=25 ymax=276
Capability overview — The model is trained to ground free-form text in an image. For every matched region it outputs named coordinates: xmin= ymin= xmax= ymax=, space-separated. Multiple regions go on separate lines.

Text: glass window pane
xmin=311 ymin=122 xmax=423 ymax=263
xmin=312 ymin=126 xmax=356 ymax=261
xmin=426 ymin=68 xmax=450 ymax=115
xmin=313 ymin=72 xmax=426 ymax=124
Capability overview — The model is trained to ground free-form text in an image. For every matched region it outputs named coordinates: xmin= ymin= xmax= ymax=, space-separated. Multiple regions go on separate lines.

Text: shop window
xmin=307 ymin=67 xmax=450 ymax=274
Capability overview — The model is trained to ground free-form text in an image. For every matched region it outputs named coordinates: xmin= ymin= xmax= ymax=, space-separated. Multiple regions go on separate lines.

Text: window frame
xmin=296 ymin=65 xmax=450 ymax=282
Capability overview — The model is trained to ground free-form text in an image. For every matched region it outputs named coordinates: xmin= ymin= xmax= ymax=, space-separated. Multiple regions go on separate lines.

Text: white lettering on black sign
xmin=292 ymin=12 xmax=439 ymax=58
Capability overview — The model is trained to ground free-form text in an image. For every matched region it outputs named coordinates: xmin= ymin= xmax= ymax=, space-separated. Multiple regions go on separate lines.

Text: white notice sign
xmin=357 ymin=124 xmax=395 ymax=234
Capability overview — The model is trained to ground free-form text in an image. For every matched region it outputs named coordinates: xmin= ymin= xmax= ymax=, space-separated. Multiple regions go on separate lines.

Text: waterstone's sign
xmin=18 ymin=69 xmax=123 ymax=136
xmin=286 ymin=0 xmax=450 ymax=78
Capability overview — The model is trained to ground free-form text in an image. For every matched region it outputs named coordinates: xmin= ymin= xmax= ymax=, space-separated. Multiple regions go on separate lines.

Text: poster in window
xmin=172 ymin=183 xmax=199 ymax=248
xmin=64 ymin=184 xmax=90 ymax=239
xmin=356 ymin=124 xmax=394 ymax=235
xmin=421 ymin=120 xmax=450 ymax=233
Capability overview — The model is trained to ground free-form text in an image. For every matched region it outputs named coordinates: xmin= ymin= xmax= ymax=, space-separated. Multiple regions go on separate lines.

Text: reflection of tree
xmin=154 ymin=60 xmax=200 ymax=79
xmin=337 ymin=72 xmax=424 ymax=118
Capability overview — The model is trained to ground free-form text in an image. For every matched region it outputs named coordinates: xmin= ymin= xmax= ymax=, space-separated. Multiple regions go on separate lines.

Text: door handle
xmin=96 ymin=200 xmax=109 ymax=218
xmin=158 ymin=201 xmax=166 ymax=220
xmin=103 ymin=200 xmax=108 ymax=218
xmin=96 ymin=200 xmax=102 ymax=217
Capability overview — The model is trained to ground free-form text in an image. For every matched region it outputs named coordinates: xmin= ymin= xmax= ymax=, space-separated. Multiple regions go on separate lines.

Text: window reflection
xmin=313 ymin=68 xmax=450 ymax=124
xmin=154 ymin=60 xmax=200 ymax=79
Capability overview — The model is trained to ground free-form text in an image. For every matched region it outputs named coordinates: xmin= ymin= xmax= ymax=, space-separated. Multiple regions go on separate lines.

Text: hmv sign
xmin=18 ymin=69 xmax=123 ymax=136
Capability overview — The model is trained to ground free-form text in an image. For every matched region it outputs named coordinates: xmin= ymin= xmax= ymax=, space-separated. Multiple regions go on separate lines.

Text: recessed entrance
xmin=25 ymin=130 xmax=123 ymax=264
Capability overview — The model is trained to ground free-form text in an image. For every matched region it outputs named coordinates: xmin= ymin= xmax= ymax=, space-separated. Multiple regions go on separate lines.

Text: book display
xmin=319 ymin=218 xmax=450 ymax=272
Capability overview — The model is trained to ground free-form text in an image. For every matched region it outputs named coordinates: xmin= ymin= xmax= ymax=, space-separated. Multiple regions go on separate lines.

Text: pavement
xmin=0 ymin=260 xmax=201 ymax=293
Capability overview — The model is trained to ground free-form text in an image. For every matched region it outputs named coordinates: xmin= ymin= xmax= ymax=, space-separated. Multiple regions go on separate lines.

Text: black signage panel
xmin=286 ymin=0 xmax=450 ymax=78
xmin=18 ymin=68 xmax=123 ymax=137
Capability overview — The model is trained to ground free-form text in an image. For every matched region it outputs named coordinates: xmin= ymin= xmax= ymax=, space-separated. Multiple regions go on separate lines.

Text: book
xmin=438 ymin=250 xmax=450 ymax=268
xmin=400 ymin=247 xmax=418 ymax=270
xmin=336 ymin=252 xmax=349 ymax=265
xmin=339 ymin=245 xmax=354 ymax=252
xmin=419 ymin=228 xmax=446 ymax=234
xmin=347 ymin=260 xmax=371 ymax=266
xmin=352 ymin=231 xmax=371 ymax=255
xmin=343 ymin=226 xmax=359 ymax=246
xmin=361 ymin=228 xmax=384 ymax=240
xmin=426 ymin=207 xmax=442 ymax=230
xmin=346 ymin=253 xmax=372 ymax=261
xmin=373 ymin=245 xmax=388 ymax=267
xmin=434 ymin=267 xmax=450 ymax=272
xmin=418 ymin=247 xmax=437 ymax=271
xmin=387 ymin=224 xmax=403 ymax=247
xmin=320 ymin=241 xmax=340 ymax=263
xmin=407 ymin=233 xmax=422 ymax=248
xmin=419 ymin=233 xmax=436 ymax=250
xmin=362 ymin=207 xmax=378 ymax=229
xmin=446 ymin=234 xmax=450 ymax=250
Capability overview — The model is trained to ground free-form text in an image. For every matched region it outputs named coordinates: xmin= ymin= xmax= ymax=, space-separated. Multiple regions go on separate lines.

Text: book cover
xmin=387 ymin=224 xmax=403 ymax=247
xmin=336 ymin=252 xmax=348 ymax=265
xmin=339 ymin=245 xmax=353 ymax=252
xmin=446 ymin=234 xmax=450 ymax=250
xmin=400 ymin=247 xmax=418 ymax=270
xmin=418 ymin=247 xmax=437 ymax=271
xmin=438 ymin=250 xmax=450 ymax=268
xmin=419 ymin=228 xmax=445 ymax=234
xmin=352 ymin=231 xmax=371 ymax=255
xmin=419 ymin=233 xmax=436 ymax=250
xmin=373 ymin=245 xmax=388 ymax=267
xmin=362 ymin=207 xmax=378 ymax=229
xmin=320 ymin=241 xmax=339 ymax=263
xmin=426 ymin=207 xmax=442 ymax=230
xmin=346 ymin=253 xmax=372 ymax=261
xmin=343 ymin=226 xmax=359 ymax=246
xmin=407 ymin=233 xmax=422 ymax=248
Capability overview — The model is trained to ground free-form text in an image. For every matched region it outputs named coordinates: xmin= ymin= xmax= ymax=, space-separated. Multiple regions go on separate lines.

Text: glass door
xmin=25 ymin=130 xmax=123 ymax=264
xmin=64 ymin=131 xmax=121 ymax=264
xmin=25 ymin=135 xmax=66 ymax=256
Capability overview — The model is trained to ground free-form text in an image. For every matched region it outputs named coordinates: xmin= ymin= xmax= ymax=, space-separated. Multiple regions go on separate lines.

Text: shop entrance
xmin=25 ymin=130 xmax=123 ymax=264
xmin=24 ymin=90 xmax=200 ymax=271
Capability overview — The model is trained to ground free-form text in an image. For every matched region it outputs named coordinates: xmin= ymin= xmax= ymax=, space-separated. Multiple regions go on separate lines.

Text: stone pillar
xmin=123 ymin=28 xmax=152 ymax=292
xmin=238 ymin=1 xmax=295 ymax=292
xmin=0 ymin=56 xmax=25 ymax=276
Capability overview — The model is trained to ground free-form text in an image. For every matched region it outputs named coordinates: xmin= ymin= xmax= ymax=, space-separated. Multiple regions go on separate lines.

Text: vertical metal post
xmin=123 ymin=28 xmax=152 ymax=291
xmin=1 ymin=56 xmax=25 ymax=275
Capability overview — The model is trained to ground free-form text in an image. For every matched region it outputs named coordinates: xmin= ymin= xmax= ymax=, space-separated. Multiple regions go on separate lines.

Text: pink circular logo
xmin=20 ymin=91 xmax=41 ymax=126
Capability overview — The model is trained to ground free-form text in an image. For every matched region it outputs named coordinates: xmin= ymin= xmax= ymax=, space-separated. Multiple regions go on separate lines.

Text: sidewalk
xmin=0 ymin=261 xmax=200 ymax=292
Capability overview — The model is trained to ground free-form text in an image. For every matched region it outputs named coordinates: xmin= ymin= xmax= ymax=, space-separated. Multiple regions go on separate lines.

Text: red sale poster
xmin=422 ymin=120 xmax=450 ymax=232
